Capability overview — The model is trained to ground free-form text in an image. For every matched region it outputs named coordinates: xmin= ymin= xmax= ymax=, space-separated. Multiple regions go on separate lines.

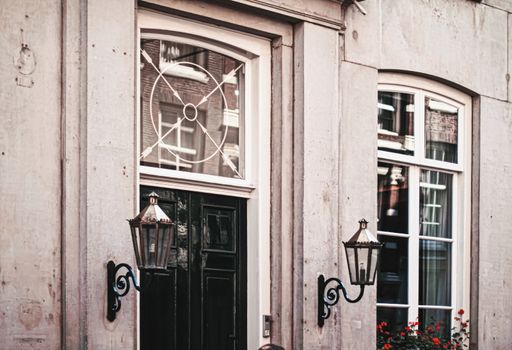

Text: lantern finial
xmin=148 ymin=191 xmax=159 ymax=205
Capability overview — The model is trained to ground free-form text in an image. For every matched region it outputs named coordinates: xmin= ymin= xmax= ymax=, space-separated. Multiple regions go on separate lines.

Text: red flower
xmin=458 ymin=309 xmax=465 ymax=315
xmin=384 ymin=344 xmax=392 ymax=350
xmin=433 ymin=337 xmax=441 ymax=345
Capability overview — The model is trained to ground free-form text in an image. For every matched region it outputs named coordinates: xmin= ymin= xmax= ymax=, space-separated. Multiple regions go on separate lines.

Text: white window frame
xmin=137 ymin=9 xmax=272 ymax=349
xmin=377 ymin=73 xmax=472 ymax=329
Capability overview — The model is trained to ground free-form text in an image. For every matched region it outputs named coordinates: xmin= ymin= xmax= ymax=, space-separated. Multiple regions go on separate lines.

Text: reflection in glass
xmin=425 ymin=97 xmax=458 ymax=163
xmin=419 ymin=308 xmax=451 ymax=338
xmin=419 ymin=240 xmax=451 ymax=306
xmin=377 ymin=236 xmax=408 ymax=304
xmin=378 ymin=162 xmax=409 ymax=233
xmin=377 ymin=307 xmax=408 ymax=333
xmin=378 ymin=91 xmax=415 ymax=155
xmin=205 ymin=211 xmax=234 ymax=251
xmin=145 ymin=227 xmax=157 ymax=268
xmin=140 ymin=39 xmax=245 ymax=178
xmin=420 ymin=170 xmax=452 ymax=238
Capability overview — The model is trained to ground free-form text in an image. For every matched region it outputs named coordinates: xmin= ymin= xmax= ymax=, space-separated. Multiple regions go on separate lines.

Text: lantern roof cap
xmin=129 ymin=192 xmax=172 ymax=224
xmin=344 ymin=219 xmax=381 ymax=246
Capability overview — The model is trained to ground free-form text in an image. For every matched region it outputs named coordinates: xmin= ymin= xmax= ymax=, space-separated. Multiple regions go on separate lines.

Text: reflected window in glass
xmin=377 ymin=235 xmax=408 ymax=304
xmin=378 ymin=162 xmax=409 ymax=234
xmin=420 ymin=170 xmax=453 ymax=238
xmin=425 ymin=98 xmax=458 ymax=163
xmin=140 ymin=39 xmax=245 ymax=179
xmin=378 ymin=92 xmax=415 ymax=155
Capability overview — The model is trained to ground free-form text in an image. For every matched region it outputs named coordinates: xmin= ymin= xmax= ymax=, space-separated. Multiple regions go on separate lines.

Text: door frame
xmin=136 ymin=8 xmax=275 ymax=349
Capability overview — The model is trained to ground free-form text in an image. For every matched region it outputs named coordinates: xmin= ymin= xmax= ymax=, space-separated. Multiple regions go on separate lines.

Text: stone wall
xmin=1 ymin=0 xmax=511 ymax=349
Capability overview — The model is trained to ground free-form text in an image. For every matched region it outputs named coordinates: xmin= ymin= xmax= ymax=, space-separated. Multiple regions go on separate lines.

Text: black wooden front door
xmin=140 ymin=187 xmax=247 ymax=350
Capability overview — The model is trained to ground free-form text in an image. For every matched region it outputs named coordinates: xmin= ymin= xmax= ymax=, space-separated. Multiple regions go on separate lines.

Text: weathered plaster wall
xmin=0 ymin=1 xmax=62 ymax=348
xmin=380 ymin=0 xmax=508 ymax=101
xmin=2 ymin=0 xmax=512 ymax=349
xmin=342 ymin=0 xmax=512 ymax=348
xmin=477 ymin=97 xmax=512 ymax=350
xmin=339 ymin=61 xmax=379 ymax=350
xmin=294 ymin=22 xmax=342 ymax=349
xmin=0 ymin=0 xmax=137 ymax=348
xmin=84 ymin=0 xmax=137 ymax=348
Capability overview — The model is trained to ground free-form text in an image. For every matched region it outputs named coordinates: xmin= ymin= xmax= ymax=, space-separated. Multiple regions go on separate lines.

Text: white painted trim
xmin=418 ymin=305 xmax=453 ymax=310
xmin=377 ymin=231 xmax=410 ymax=238
xmin=140 ymin=174 xmax=254 ymax=199
xmin=378 ymin=303 xmax=410 ymax=308
xmin=378 ymin=74 xmax=472 ymax=107
xmin=378 ymin=151 xmax=463 ymax=173
xmin=137 ymin=10 xmax=272 ymax=348
xmin=416 ymin=90 xmax=425 ymax=161
xmin=409 ymin=165 xmax=420 ymax=324
xmin=140 ymin=165 xmax=255 ymax=189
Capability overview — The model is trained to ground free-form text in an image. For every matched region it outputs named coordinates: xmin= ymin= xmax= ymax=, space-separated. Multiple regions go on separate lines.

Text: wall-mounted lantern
xmin=317 ymin=219 xmax=383 ymax=327
xmin=107 ymin=192 xmax=174 ymax=322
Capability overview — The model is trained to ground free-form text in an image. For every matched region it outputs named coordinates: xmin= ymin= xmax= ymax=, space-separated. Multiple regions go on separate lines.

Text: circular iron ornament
xmin=149 ymin=61 xmax=232 ymax=165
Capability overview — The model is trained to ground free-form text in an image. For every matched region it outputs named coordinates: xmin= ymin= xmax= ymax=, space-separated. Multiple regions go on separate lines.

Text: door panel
xmin=140 ymin=186 xmax=246 ymax=350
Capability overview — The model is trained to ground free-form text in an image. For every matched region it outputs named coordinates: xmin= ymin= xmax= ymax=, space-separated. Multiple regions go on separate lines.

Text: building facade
xmin=1 ymin=0 xmax=511 ymax=349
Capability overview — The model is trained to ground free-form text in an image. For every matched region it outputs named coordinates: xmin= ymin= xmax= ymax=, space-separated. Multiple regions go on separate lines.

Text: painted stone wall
xmin=0 ymin=1 xmax=62 ymax=349
xmin=0 ymin=0 xmax=137 ymax=349
xmin=1 ymin=0 xmax=512 ymax=349
xmin=342 ymin=0 xmax=512 ymax=348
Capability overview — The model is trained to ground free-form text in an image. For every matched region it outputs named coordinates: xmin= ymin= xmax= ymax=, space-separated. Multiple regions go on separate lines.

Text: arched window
xmin=376 ymin=73 xmax=472 ymax=334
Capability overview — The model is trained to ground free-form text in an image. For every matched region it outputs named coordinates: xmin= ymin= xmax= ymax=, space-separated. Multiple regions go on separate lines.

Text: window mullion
xmin=415 ymin=91 xmax=425 ymax=161
xmin=457 ymin=106 xmax=465 ymax=169
xmin=408 ymin=165 xmax=420 ymax=323
xmin=451 ymin=172 xmax=459 ymax=322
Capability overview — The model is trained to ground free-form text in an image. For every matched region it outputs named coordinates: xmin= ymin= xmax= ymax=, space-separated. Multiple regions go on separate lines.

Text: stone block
xmin=381 ymin=0 xmax=508 ymax=100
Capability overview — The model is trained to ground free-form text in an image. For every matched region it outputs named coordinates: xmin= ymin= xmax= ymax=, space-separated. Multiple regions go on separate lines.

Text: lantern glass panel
xmin=369 ymin=247 xmax=380 ymax=284
xmin=143 ymin=225 xmax=157 ymax=269
xmin=345 ymin=246 xmax=357 ymax=284
xmin=156 ymin=224 xmax=173 ymax=268
xmin=130 ymin=225 xmax=143 ymax=269
xmin=356 ymin=247 xmax=370 ymax=284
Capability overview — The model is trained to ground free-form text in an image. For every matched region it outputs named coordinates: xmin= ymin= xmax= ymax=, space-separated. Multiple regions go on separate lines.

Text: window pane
xmin=378 ymin=91 xmax=415 ymax=155
xmin=420 ymin=170 xmax=452 ymax=238
xmin=378 ymin=162 xmax=409 ymax=233
xmin=419 ymin=308 xmax=451 ymax=338
xmin=419 ymin=240 xmax=451 ymax=306
xmin=140 ymin=38 xmax=245 ymax=179
xmin=377 ymin=236 xmax=408 ymax=304
xmin=425 ymin=97 xmax=458 ymax=163
xmin=377 ymin=307 xmax=408 ymax=333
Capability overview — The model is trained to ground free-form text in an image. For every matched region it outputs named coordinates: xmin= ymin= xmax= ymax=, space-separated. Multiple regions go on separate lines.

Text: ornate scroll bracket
xmin=106 ymin=261 xmax=153 ymax=322
xmin=317 ymin=275 xmax=365 ymax=327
